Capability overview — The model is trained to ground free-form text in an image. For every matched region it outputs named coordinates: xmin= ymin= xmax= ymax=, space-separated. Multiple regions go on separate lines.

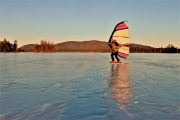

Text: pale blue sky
xmin=0 ymin=0 xmax=179 ymax=47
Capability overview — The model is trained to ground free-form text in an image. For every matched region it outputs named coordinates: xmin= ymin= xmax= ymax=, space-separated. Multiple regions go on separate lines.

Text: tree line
xmin=0 ymin=39 xmax=18 ymax=52
xmin=130 ymin=44 xmax=179 ymax=53
xmin=0 ymin=39 xmax=56 ymax=52
xmin=33 ymin=40 xmax=56 ymax=52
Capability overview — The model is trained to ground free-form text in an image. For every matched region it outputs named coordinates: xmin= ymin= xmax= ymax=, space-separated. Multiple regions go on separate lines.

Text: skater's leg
xmin=111 ymin=52 xmax=115 ymax=62
xmin=115 ymin=52 xmax=120 ymax=62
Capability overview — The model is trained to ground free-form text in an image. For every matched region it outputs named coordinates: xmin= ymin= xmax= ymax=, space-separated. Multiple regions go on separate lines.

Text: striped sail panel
xmin=112 ymin=29 xmax=129 ymax=45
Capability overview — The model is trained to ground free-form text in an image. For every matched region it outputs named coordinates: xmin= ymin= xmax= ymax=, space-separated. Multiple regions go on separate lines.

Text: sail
xmin=108 ymin=21 xmax=130 ymax=58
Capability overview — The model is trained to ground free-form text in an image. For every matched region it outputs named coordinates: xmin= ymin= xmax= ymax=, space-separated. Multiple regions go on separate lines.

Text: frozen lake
xmin=0 ymin=53 xmax=179 ymax=120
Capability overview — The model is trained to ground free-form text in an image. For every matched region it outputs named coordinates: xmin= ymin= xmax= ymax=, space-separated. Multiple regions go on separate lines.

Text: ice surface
xmin=0 ymin=53 xmax=179 ymax=120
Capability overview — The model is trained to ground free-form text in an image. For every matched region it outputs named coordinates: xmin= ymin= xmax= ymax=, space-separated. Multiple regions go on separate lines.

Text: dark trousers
xmin=111 ymin=52 xmax=120 ymax=61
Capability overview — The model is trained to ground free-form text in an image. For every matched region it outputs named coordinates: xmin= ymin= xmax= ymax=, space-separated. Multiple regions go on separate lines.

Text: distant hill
xmin=18 ymin=40 xmax=154 ymax=52
xmin=19 ymin=44 xmax=35 ymax=50
xmin=55 ymin=40 xmax=110 ymax=50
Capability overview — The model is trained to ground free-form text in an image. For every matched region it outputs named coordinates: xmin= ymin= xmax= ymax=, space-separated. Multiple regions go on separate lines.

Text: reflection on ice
xmin=109 ymin=64 xmax=132 ymax=109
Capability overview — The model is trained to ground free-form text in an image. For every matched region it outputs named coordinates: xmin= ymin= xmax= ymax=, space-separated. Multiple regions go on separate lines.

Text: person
xmin=108 ymin=39 xmax=123 ymax=63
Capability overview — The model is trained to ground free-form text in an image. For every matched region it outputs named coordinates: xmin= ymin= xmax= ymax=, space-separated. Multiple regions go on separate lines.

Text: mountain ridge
xmin=19 ymin=40 xmax=154 ymax=51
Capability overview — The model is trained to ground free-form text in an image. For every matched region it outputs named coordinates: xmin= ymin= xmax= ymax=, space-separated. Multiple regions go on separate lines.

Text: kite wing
xmin=108 ymin=21 xmax=130 ymax=58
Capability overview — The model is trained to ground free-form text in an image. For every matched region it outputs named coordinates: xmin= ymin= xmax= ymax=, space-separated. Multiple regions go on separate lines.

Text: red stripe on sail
xmin=118 ymin=52 xmax=128 ymax=58
xmin=124 ymin=43 xmax=130 ymax=47
xmin=115 ymin=23 xmax=128 ymax=30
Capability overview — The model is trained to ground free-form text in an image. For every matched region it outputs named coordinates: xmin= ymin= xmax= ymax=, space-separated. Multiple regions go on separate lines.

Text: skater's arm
xmin=118 ymin=44 xmax=124 ymax=47
xmin=108 ymin=42 xmax=112 ymax=48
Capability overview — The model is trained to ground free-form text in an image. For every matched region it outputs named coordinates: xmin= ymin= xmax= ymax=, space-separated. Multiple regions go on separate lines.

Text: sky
xmin=0 ymin=0 xmax=179 ymax=48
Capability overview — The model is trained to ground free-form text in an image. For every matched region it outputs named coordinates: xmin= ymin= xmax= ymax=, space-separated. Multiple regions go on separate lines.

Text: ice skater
xmin=108 ymin=39 xmax=123 ymax=63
